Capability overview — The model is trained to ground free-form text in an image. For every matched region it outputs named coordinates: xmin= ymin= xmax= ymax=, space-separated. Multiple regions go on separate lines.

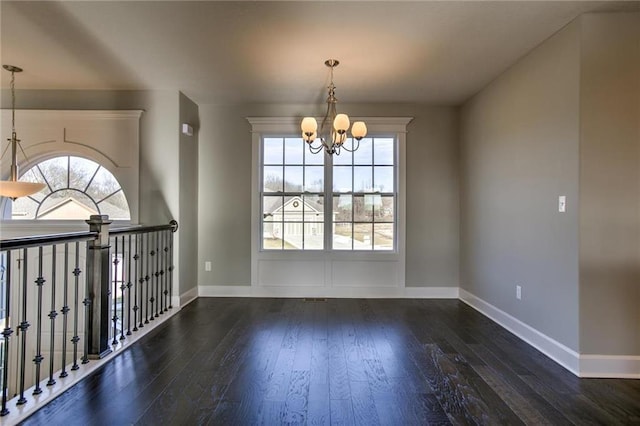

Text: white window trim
xmin=248 ymin=117 xmax=412 ymax=290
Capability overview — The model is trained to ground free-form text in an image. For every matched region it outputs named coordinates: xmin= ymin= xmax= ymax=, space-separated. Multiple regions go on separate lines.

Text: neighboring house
xmin=263 ymin=195 xmax=326 ymax=249
xmin=36 ymin=197 xmax=98 ymax=220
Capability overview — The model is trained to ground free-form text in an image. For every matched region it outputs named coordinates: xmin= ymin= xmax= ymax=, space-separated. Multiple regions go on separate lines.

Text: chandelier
xmin=0 ymin=65 xmax=45 ymax=200
xmin=301 ymin=59 xmax=367 ymax=155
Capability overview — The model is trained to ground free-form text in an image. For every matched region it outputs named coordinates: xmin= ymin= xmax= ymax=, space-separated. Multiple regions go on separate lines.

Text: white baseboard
xmin=198 ymin=284 xmax=458 ymax=299
xmin=179 ymin=286 xmax=198 ymax=307
xmin=459 ymin=288 xmax=581 ymax=376
xmin=459 ymin=289 xmax=640 ymax=379
xmin=580 ymin=354 xmax=640 ymax=378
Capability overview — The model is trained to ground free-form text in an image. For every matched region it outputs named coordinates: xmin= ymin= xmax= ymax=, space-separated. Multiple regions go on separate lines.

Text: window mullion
xmin=324 ymin=150 xmax=332 ymax=252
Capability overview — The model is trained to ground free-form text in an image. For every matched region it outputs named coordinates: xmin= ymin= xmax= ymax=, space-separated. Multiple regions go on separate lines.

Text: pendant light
xmin=0 ymin=65 xmax=45 ymax=200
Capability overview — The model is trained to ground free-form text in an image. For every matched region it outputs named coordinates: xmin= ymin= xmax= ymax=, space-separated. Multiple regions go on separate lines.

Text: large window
xmin=261 ymin=135 xmax=396 ymax=251
xmin=8 ymin=155 xmax=130 ymax=220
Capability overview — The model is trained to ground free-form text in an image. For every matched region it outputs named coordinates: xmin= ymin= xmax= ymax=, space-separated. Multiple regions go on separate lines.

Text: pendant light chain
xmin=10 ymin=68 xmax=16 ymax=135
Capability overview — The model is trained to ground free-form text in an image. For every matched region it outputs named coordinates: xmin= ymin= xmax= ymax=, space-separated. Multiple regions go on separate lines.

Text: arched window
xmin=8 ymin=156 xmax=130 ymax=220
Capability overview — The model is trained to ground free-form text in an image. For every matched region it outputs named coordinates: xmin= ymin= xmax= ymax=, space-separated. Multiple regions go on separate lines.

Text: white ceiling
xmin=1 ymin=1 xmax=638 ymax=105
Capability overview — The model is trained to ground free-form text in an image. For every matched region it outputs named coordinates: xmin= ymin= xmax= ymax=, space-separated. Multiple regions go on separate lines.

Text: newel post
xmin=85 ymin=215 xmax=113 ymax=359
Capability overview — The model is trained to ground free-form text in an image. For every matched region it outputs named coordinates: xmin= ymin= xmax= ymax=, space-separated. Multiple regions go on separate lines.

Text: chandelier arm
xmin=306 ymin=140 xmax=325 ymax=155
xmin=340 ymin=137 xmax=361 ymax=153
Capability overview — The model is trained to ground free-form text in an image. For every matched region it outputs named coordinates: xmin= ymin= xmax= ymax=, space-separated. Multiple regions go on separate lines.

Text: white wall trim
xmin=179 ymin=286 xmax=199 ymax=307
xmin=579 ymin=355 xmax=640 ymax=379
xmin=459 ymin=288 xmax=581 ymax=376
xmin=198 ymin=284 xmax=458 ymax=299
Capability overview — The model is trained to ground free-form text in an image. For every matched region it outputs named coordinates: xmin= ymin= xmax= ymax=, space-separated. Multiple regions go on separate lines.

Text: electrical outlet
xmin=516 ymin=285 xmax=522 ymax=300
xmin=205 ymin=261 xmax=212 ymax=272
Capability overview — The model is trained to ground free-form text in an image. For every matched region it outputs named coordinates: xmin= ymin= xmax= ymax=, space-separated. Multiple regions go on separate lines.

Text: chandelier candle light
xmin=301 ymin=59 xmax=367 ymax=155
xmin=0 ymin=65 xmax=45 ymax=200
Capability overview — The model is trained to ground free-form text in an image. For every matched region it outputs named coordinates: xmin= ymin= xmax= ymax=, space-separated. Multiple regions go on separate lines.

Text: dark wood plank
xmin=329 ymin=398 xmax=355 ymax=426
xmin=468 ymin=343 xmax=573 ymax=424
xmin=327 ymin=303 xmax=351 ymax=401
xmin=283 ymin=370 xmax=310 ymax=424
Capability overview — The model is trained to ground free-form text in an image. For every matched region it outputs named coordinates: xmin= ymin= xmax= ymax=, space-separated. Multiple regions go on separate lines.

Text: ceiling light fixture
xmin=301 ymin=59 xmax=367 ymax=155
xmin=0 ymin=65 xmax=45 ymax=200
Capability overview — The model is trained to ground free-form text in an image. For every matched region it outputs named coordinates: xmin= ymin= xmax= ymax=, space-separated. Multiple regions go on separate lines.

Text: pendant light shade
xmin=0 ymin=181 xmax=46 ymax=199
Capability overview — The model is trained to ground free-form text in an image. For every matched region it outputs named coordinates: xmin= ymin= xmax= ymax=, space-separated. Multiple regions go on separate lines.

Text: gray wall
xmin=138 ymin=90 xmax=180 ymax=225
xmin=178 ymin=92 xmax=200 ymax=297
xmin=460 ymin=21 xmax=582 ymax=350
xmin=578 ymin=13 xmax=640 ymax=355
xmin=197 ymin=103 xmax=459 ymax=288
xmin=461 ymin=12 xmax=640 ymax=356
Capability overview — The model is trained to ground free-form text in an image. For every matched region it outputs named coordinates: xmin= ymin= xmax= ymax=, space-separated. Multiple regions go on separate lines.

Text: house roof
xmin=2 ymin=1 xmax=637 ymax=105
xmin=37 ymin=197 xmax=98 ymax=220
xmin=264 ymin=195 xmax=324 ymax=216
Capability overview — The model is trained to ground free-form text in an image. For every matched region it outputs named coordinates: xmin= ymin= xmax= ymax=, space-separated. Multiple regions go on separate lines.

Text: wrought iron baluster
xmin=112 ymin=237 xmax=119 ymax=345
xmin=60 ymin=244 xmax=70 ymax=378
xmin=169 ymin=225 xmax=175 ymax=310
xmin=82 ymin=238 xmax=91 ymax=364
xmin=145 ymin=233 xmax=150 ymax=325
xmin=134 ymin=234 xmax=140 ymax=331
xmin=47 ymin=245 xmax=58 ymax=387
xmin=126 ymin=235 xmax=132 ymax=336
xmin=72 ymin=242 xmax=81 ymax=370
xmin=139 ymin=233 xmax=145 ymax=328
xmin=33 ymin=247 xmax=46 ymax=395
xmin=1 ymin=251 xmax=13 ymax=416
xmin=162 ymin=230 xmax=168 ymax=313
xmin=154 ymin=231 xmax=160 ymax=318
xmin=17 ymin=248 xmax=29 ymax=405
xmin=119 ymin=235 xmax=126 ymax=340
xmin=149 ymin=233 xmax=155 ymax=321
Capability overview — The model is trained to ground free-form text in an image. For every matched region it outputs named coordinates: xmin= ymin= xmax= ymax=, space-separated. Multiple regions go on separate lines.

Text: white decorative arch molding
xmin=0 ymin=110 xmax=143 ymax=224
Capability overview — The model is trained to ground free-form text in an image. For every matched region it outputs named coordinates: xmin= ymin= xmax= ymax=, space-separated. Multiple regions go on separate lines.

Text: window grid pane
xmin=261 ymin=135 xmax=396 ymax=251
xmin=330 ymin=136 xmax=396 ymax=251
xmin=261 ymin=136 xmax=325 ymax=250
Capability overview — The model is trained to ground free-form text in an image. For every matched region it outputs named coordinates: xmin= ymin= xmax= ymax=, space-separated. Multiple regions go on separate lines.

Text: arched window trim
xmin=2 ymin=154 xmax=131 ymax=222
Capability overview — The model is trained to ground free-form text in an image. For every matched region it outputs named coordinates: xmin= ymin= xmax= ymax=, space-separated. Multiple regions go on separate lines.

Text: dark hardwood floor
xmin=21 ymin=298 xmax=640 ymax=425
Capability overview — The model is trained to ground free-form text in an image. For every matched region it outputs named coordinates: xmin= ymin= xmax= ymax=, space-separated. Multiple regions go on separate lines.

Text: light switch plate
xmin=558 ymin=196 xmax=566 ymax=213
